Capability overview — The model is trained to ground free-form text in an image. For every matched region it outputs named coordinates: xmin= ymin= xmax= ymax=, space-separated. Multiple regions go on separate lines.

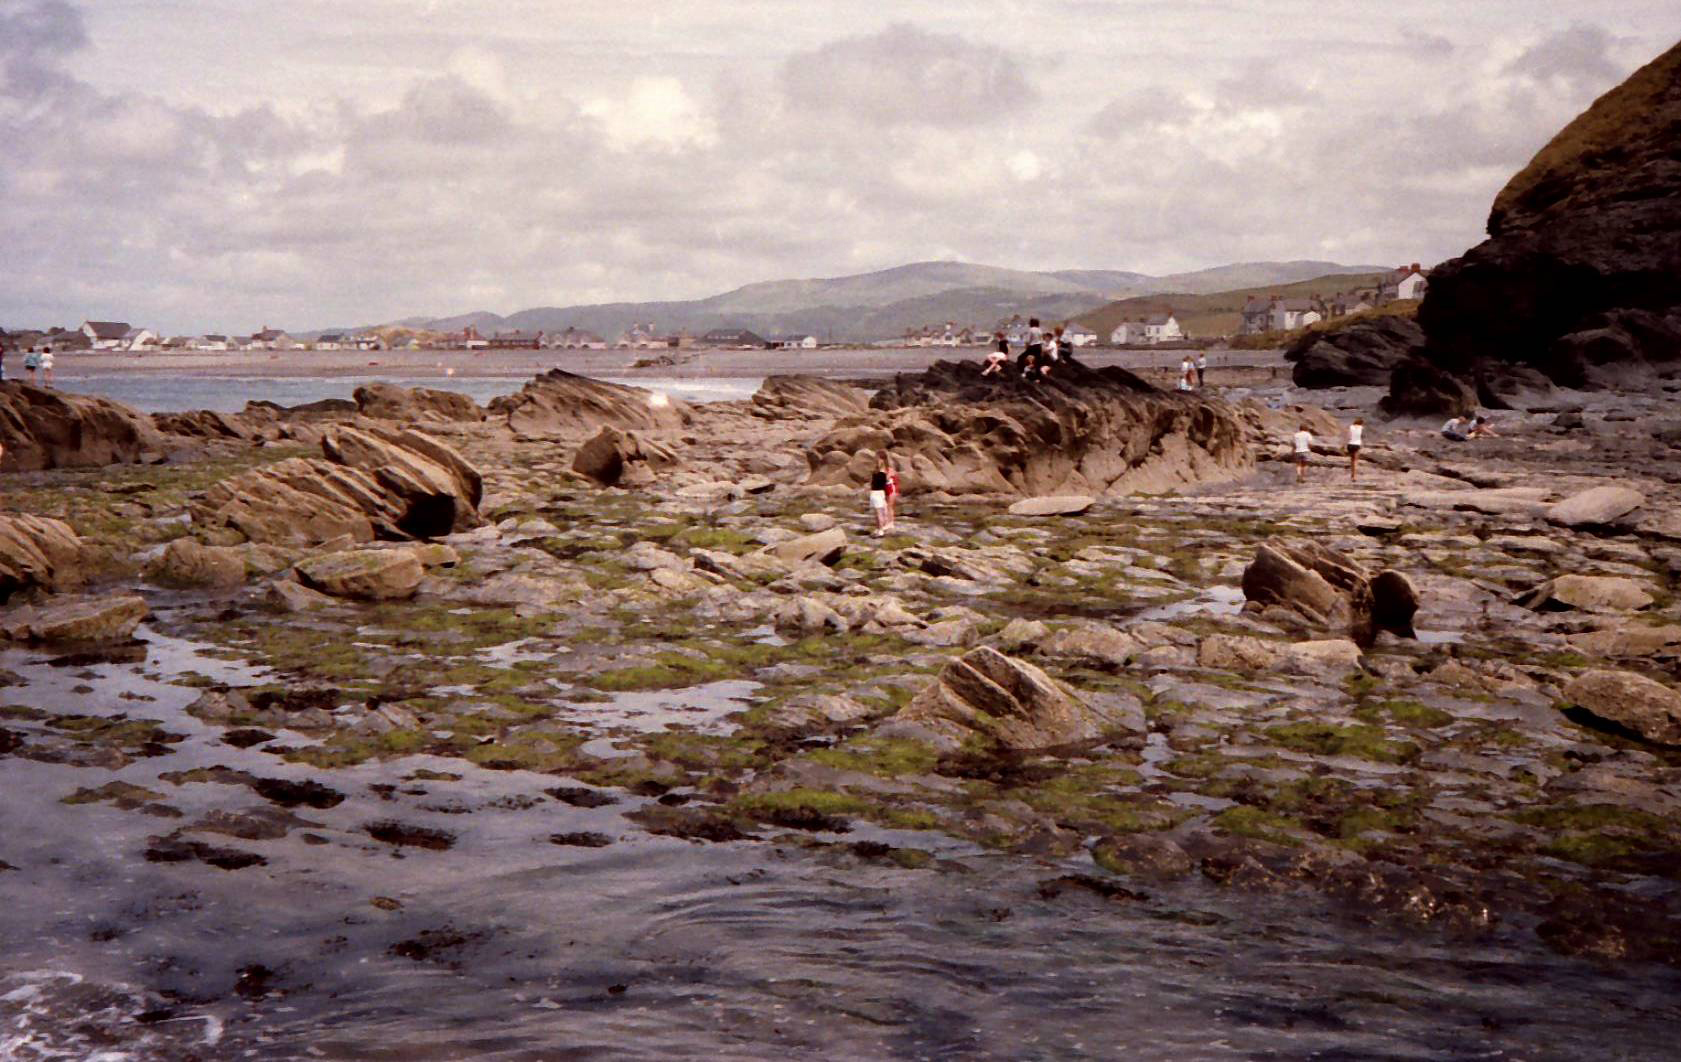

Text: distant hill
xmin=310 ymin=259 xmax=1389 ymax=342
xmin=1077 ymin=271 xmax=1392 ymax=340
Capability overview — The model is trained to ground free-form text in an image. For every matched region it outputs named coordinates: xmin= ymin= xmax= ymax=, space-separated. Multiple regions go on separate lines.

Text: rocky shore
xmin=2 ymin=351 xmax=1679 ymax=987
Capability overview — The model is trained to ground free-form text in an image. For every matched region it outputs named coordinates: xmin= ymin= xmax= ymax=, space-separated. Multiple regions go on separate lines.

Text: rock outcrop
xmin=750 ymin=376 xmax=872 ymax=420
xmin=293 ymin=548 xmax=424 ymax=601
xmin=353 ymin=382 xmax=484 ymax=423
xmin=1241 ymin=541 xmax=1417 ymax=647
xmin=489 ymin=370 xmax=691 ymax=436
xmin=881 ymin=646 xmax=1143 ymax=751
xmin=807 ymin=360 xmax=1251 ymax=496
xmin=1564 ymin=669 xmax=1681 ymax=746
xmin=572 ymin=426 xmax=679 ymax=487
xmin=1287 ymin=314 xmax=1425 ymax=388
xmin=193 ymin=426 xmax=483 ymax=546
xmin=1390 ymin=40 xmax=1681 ymax=411
xmin=0 ymin=385 xmax=166 ymax=470
xmin=0 ymin=514 xmax=88 ymax=600
xmin=146 ymin=539 xmax=247 ymax=589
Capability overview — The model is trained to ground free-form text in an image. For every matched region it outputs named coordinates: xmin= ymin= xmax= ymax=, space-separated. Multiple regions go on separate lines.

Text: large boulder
xmin=0 ymin=385 xmax=167 ymax=470
xmin=0 ymin=594 xmax=148 ymax=643
xmin=759 ymin=527 xmax=846 ymax=566
xmin=572 ymin=426 xmax=679 ymax=487
xmin=750 ymin=376 xmax=871 ymax=420
xmin=1379 ymin=356 xmax=1477 ymax=418
xmin=807 ymin=360 xmax=1252 ymax=497
xmin=1241 ymin=541 xmax=1417 ymax=647
xmin=0 ymin=513 xmax=88 ymax=600
xmin=1008 ymin=495 xmax=1095 ymax=517
xmin=1287 ymin=314 xmax=1424 ymax=388
xmin=1564 ymin=669 xmax=1681 ymax=746
xmin=1545 ymin=485 xmax=1645 ymax=528
xmin=489 ymin=370 xmax=691 ymax=436
xmin=194 ymin=427 xmax=482 ymax=545
xmin=293 ymin=549 xmax=423 ymax=601
xmin=881 ymin=646 xmax=1142 ymax=751
xmin=146 ymin=538 xmax=247 ymax=589
xmin=353 ymin=382 xmax=484 ymax=423
xmin=1396 ymin=40 xmax=1681 ymax=407
xmin=1519 ymin=574 xmax=1653 ymax=613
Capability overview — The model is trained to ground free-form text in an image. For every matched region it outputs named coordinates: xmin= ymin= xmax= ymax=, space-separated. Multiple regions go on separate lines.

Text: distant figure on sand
xmin=23 ymin=347 xmax=39 ymax=385
xmin=39 ymin=346 xmax=53 ymax=387
xmin=1441 ymin=416 xmax=1468 ymax=442
xmin=1347 ymin=417 xmax=1364 ymax=482
xmin=982 ymin=331 xmax=1008 ymax=376
xmin=869 ymin=454 xmax=894 ymax=536
xmin=1177 ymin=355 xmax=1195 ymax=392
xmin=1293 ymin=423 xmax=1313 ymax=483
xmin=1196 ymin=351 xmax=1207 ymax=388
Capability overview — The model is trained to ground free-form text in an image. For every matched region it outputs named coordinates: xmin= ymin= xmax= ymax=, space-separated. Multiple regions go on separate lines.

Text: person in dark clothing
xmin=869 ymin=455 xmax=891 ymax=535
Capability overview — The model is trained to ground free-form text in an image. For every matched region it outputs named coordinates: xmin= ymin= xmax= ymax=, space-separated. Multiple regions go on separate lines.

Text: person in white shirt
xmin=1293 ymin=423 xmax=1313 ymax=483
xmin=1179 ymin=355 xmax=1195 ymax=392
xmin=39 ymin=346 xmax=54 ymax=387
xmin=1347 ymin=417 xmax=1364 ymax=482
xmin=1441 ymin=416 xmax=1468 ymax=441
xmin=1195 ymin=351 xmax=1207 ymax=388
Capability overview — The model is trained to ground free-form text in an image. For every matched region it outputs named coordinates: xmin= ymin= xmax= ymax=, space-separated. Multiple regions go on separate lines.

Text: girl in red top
xmin=883 ymin=453 xmax=900 ymax=531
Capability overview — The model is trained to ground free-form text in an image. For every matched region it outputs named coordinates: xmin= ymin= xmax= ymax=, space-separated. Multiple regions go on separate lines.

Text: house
xmin=1063 ymin=324 xmax=1098 ymax=347
xmin=350 ymin=334 xmax=385 ymax=351
xmin=120 ymin=328 xmax=159 ymax=351
xmin=490 ymin=330 xmax=544 ymax=349
xmin=189 ymin=334 xmax=230 ymax=351
xmin=1109 ymin=313 xmax=1184 ymax=346
xmin=700 ymin=328 xmax=766 ymax=349
xmin=546 ymin=327 xmax=608 ymax=349
xmin=1379 ymin=263 xmax=1428 ymax=302
xmin=1270 ymin=299 xmax=1321 ymax=332
xmin=1239 ymin=298 xmax=1274 ymax=335
xmin=765 ymin=333 xmax=818 ymax=350
xmin=314 ymin=333 xmax=345 ymax=350
xmin=1328 ymin=292 xmax=1374 ymax=318
xmin=249 ymin=327 xmax=301 ymax=351
xmin=80 ymin=320 xmax=133 ymax=349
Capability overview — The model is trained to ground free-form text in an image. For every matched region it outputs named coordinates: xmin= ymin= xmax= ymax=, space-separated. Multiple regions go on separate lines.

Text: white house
xmin=120 ymin=328 xmax=159 ymax=351
xmin=1111 ymin=313 xmax=1184 ymax=346
xmin=189 ymin=334 xmax=230 ymax=351
xmin=1380 ymin=264 xmax=1428 ymax=302
xmin=81 ymin=320 xmax=132 ymax=349
xmin=1270 ymin=299 xmax=1321 ymax=332
xmin=1063 ymin=324 xmax=1098 ymax=347
xmin=766 ymin=333 xmax=819 ymax=349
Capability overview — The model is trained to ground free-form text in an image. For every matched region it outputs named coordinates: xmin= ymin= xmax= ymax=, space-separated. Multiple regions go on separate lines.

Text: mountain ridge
xmin=309 ymin=259 xmax=1388 ymax=342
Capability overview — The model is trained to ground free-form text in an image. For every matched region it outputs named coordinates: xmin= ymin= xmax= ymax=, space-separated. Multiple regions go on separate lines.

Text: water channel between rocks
xmin=2 ymin=626 xmax=1679 ymax=1061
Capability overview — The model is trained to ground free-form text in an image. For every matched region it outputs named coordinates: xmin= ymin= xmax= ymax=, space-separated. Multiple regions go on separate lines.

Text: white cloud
xmin=583 ymin=77 xmax=716 ymax=151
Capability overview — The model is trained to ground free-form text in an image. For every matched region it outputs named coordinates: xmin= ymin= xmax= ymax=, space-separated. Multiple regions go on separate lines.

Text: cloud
xmin=779 ymin=22 xmax=1037 ymax=128
xmin=1504 ymin=23 xmax=1622 ymax=93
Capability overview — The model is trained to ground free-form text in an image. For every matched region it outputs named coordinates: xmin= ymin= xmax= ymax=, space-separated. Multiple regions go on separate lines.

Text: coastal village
xmin=2 ymin=265 xmax=1430 ymax=357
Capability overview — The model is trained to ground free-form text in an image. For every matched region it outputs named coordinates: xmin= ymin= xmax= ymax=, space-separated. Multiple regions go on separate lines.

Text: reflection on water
xmin=3 ymin=627 xmax=1680 ymax=1059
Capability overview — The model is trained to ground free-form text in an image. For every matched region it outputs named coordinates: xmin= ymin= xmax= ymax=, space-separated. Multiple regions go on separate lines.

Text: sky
xmin=1 ymin=1 xmax=1676 ymax=335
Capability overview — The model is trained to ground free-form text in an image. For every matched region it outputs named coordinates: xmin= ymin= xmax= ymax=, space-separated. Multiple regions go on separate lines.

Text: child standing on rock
xmin=1347 ymin=417 xmax=1364 ymax=482
xmin=869 ymin=454 xmax=893 ymax=536
xmin=884 ymin=456 xmax=900 ymax=530
xmin=1293 ymin=423 xmax=1313 ymax=483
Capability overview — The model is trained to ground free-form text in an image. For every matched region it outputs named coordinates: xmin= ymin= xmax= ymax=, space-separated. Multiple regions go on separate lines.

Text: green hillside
xmin=1075 ymin=271 xmax=1389 ymax=340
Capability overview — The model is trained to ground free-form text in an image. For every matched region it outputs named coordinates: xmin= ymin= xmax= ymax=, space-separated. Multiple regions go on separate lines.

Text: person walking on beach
xmin=39 ymin=345 xmax=53 ymax=387
xmin=1196 ymin=351 xmax=1207 ymax=388
xmin=869 ymin=454 xmax=893 ymax=536
xmin=1293 ymin=423 xmax=1313 ymax=483
xmin=23 ymin=347 xmax=39 ymax=385
xmin=1347 ymin=417 xmax=1364 ymax=482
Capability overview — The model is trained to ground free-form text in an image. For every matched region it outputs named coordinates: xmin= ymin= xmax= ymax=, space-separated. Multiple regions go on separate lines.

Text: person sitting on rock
xmin=1468 ymin=414 xmax=1498 ymax=438
xmin=1441 ymin=416 xmax=1469 ymax=441
xmin=1056 ymin=326 xmax=1075 ymax=366
xmin=982 ymin=331 xmax=1009 ymax=377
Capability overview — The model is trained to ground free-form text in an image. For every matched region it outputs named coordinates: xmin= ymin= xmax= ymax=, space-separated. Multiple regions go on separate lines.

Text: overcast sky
xmin=2 ymin=1 xmax=1676 ymax=334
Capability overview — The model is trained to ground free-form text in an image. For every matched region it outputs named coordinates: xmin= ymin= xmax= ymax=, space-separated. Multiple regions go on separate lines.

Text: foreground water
xmin=4 ymin=617 xmax=1679 ymax=1060
xmin=47 ymin=374 xmax=765 ymax=413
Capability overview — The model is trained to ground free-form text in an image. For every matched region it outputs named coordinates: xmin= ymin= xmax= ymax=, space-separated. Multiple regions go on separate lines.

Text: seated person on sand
xmin=982 ymin=331 xmax=1009 ymax=377
xmin=1441 ymin=416 xmax=1469 ymax=441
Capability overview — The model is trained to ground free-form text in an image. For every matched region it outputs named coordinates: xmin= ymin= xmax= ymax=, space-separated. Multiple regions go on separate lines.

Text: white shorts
xmin=869 ymin=490 xmax=887 ymax=509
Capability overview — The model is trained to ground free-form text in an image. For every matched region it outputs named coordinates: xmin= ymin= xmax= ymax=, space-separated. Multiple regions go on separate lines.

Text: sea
xmin=46 ymin=373 xmax=766 ymax=413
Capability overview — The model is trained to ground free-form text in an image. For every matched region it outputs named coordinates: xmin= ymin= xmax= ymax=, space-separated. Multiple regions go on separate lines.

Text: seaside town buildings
xmin=1109 ymin=313 xmax=1185 ymax=346
xmin=1239 ymin=263 xmax=1429 ymax=336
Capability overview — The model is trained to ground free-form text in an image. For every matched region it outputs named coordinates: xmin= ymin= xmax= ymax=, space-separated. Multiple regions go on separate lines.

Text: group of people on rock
xmin=1177 ymin=352 xmax=1208 ymax=391
xmin=1290 ymin=408 xmax=1501 ymax=485
xmin=981 ymin=318 xmax=1076 ymax=381
xmin=0 ymin=343 xmax=54 ymax=386
xmin=1440 ymin=413 xmax=1498 ymax=442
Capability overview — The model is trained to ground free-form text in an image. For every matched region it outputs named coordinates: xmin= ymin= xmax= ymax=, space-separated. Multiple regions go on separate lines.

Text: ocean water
xmin=45 ymin=374 xmax=765 ymax=413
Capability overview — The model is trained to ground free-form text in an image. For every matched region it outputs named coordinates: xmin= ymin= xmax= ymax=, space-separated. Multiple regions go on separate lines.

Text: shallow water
xmin=3 ymin=626 xmax=1681 ymax=1059
xmin=47 ymin=374 xmax=764 ymax=413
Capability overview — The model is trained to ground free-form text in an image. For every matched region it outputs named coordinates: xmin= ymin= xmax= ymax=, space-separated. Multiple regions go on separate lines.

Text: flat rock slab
xmin=1008 ymin=495 xmax=1096 ymax=517
xmin=1547 ymin=485 xmax=1645 ymax=528
xmin=294 ymin=549 xmax=423 ymax=601
xmin=0 ymin=594 xmax=149 ymax=643
xmin=761 ymin=527 xmax=845 ymax=566
xmin=1521 ymin=574 xmax=1653 ymax=613
xmin=1564 ymin=669 xmax=1681 ymax=745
